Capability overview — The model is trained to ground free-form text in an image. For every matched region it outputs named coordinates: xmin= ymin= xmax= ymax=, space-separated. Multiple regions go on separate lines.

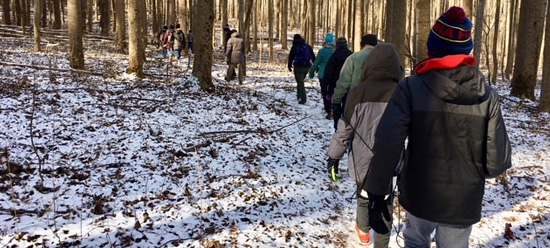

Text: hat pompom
xmin=443 ymin=6 xmax=467 ymax=24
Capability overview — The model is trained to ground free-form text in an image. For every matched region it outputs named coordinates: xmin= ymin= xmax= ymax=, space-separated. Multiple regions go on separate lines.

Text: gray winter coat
xmin=328 ymin=43 xmax=404 ymax=183
xmin=365 ymin=55 xmax=512 ymax=226
xmin=226 ymin=32 xmax=245 ymax=64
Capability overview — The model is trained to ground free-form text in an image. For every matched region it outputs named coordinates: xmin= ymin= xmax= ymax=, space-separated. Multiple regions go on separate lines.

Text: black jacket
xmin=288 ymin=37 xmax=315 ymax=69
xmin=365 ymin=56 xmax=512 ymax=225
xmin=324 ymin=46 xmax=352 ymax=95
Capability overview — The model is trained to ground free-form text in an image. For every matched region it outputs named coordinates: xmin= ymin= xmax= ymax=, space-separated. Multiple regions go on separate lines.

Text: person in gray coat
xmin=326 ymin=43 xmax=404 ymax=247
xmin=225 ymin=30 xmax=245 ymax=84
xmin=364 ymin=7 xmax=512 ymax=248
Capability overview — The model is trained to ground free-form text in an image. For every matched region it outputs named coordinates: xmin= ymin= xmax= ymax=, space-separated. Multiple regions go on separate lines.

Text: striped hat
xmin=427 ymin=6 xmax=473 ymax=58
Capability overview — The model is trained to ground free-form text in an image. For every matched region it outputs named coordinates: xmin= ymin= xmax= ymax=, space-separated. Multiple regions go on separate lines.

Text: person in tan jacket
xmin=225 ymin=31 xmax=245 ymax=84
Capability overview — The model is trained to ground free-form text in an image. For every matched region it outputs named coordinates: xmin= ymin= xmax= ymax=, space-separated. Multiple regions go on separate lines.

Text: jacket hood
xmin=231 ymin=32 xmax=240 ymax=38
xmin=421 ymin=65 xmax=487 ymax=104
xmin=360 ymin=43 xmax=403 ymax=84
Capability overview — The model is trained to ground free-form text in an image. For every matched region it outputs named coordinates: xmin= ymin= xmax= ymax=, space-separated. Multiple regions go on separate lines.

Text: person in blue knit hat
xmin=364 ymin=6 xmax=511 ymax=248
xmin=309 ymin=33 xmax=336 ymax=119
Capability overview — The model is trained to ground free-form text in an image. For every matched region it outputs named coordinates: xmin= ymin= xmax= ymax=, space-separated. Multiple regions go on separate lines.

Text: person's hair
xmin=176 ymin=24 xmax=181 ymax=29
xmin=360 ymin=34 xmax=378 ymax=47
xmin=169 ymin=24 xmax=175 ymax=29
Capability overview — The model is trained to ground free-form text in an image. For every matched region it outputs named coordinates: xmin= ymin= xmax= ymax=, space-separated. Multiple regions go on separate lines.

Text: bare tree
xmin=308 ymin=0 xmax=315 ymax=47
xmin=87 ymin=0 xmax=93 ymax=32
xmin=540 ymin=0 xmax=550 ymax=111
xmin=490 ymin=0 xmax=501 ymax=84
xmin=268 ymin=0 xmax=274 ymax=60
xmin=115 ymin=0 xmax=126 ymax=52
xmin=127 ymin=0 xmax=145 ymax=77
xmin=354 ymin=0 xmax=362 ymax=52
xmin=416 ymin=0 xmax=430 ymax=62
xmin=473 ymin=0 xmax=486 ymax=67
xmin=511 ymin=0 xmax=546 ymax=99
xmin=2 ymin=0 xmax=11 ymax=25
xmin=33 ymin=0 xmax=41 ymax=52
xmin=504 ymin=0 xmax=518 ymax=79
xmin=99 ymin=0 xmax=111 ymax=36
xmin=68 ymin=0 xmax=85 ymax=69
xmin=192 ymin=0 xmax=215 ymax=91
xmin=386 ymin=0 xmax=406 ymax=65
xmin=281 ymin=0 xmax=288 ymax=49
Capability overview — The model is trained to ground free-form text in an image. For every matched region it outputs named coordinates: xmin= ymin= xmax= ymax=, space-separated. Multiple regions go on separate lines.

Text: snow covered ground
xmin=0 ymin=38 xmax=549 ymax=248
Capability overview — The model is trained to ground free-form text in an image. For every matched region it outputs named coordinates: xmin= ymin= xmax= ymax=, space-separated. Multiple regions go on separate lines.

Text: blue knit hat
xmin=325 ymin=33 xmax=335 ymax=44
xmin=427 ymin=6 xmax=473 ymax=58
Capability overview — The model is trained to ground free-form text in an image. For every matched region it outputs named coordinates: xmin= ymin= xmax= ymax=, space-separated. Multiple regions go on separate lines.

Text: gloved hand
xmin=288 ymin=66 xmax=293 ymax=72
xmin=325 ymin=94 xmax=332 ymax=102
xmin=367 ymin=192 xmax=391 ymax=235
xmin=326 ymin=158 xmax=340 ymax=182
xmin=332 ymin=103 xmax=343 ymax=120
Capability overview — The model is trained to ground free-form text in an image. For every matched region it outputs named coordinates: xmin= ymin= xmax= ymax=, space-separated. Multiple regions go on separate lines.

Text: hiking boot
xmin=325 ymin=112 xmax=333 ymax=120
xmin=355 ymin=224 xmax=371 ymax=244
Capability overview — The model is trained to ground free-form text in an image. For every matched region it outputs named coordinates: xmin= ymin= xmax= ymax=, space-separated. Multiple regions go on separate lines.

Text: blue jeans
xmin=404 ymin=212 xmax=472 ymax=248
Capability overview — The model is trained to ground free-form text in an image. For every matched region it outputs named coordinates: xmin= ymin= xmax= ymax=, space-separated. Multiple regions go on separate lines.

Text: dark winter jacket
xmin=365 ymin=55 xmax=512 ymax=226
xmin=328 ymin=43 xmax=404 ymax=183
xmin=173 ymin=30 xmax=186 ymax=50
xmin=324 ymin=45 xmax=353 ymax=96
xmin=288 ymin=36 xmax=315 ymax=69
xmin=226 ymin=32 xmax=245 ymax=64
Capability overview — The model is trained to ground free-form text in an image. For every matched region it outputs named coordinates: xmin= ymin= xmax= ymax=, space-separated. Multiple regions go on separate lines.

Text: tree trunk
xmin=353 ymin=0 xmax=361 ymax=52
xmin=505 ymin=0 xmax=518 ymax=79
xmin=473 ymin=0 xmax=486 ymax=68
xmin=281 ymin=0 xmax=287 ymax=49
xmin=87 ymin=0 xmax=93 ymax=32
xmin=462 ymin=0 xmax=473 ymax=18
xmin=99 ymin=0 xmax=110 ymax=36
xmin=490 ymin=0 xmax=501 ymax=84
xmin=192 ymin=0 xmax=215 ymax=91
xmin=221 ymin=0 xmax=228 ymax=50
xmin=115 ymin=0 xmax=126 ymax=52
xmin=308 ymin=0 xmax=315 ymax=47
xmin=33 ymin=0 xmax=41 ymax=52
xmin=511 ymin=0 xmax=546 ymax=99
xmin=40 ymin=0 xmax=47 ymax=27
xmin=540 ymin=0 xmax=550 ymax=111
xmin=268 ymin=0 xmax=273 ymax=60
xmin=127 ymin=0 xmax=145 ymax=77
xmin=19 ymin=0 xmax=26 ymax=33
xmin=68 ymin=0 xmax=85 ymax=69
xmin=14 ymin=0 xmax=21 ymax=26
xmin=52 ymin=0 xmax=61 ymax=29
xmin=3 ymin=0 xmax=12 ymax=25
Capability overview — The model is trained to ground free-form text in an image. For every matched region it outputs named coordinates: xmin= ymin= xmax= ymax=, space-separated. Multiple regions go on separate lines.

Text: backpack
xmin=294 ymin=44 xmax=313 ymax=67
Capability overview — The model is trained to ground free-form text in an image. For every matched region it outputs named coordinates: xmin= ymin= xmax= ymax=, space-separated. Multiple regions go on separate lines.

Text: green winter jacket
xmin=309 ymin=45 xmax=335 ymax=80
xmin=331 ymin=45 xmax=375 ymax=104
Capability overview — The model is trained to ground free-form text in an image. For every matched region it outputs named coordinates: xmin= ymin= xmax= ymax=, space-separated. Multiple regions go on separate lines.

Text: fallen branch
xmin=200 ymin=115 xmax=310 ymax=136
xmin=0 ymin=61 xmax=104 ymax=76
xmin=0 ymin=207 xmax=70 ymax=216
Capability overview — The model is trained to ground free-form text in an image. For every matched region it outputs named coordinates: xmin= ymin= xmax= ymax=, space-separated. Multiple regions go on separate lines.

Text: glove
xmin=288 ymin=66 xmax=293 ymax=72
xmin=326 ymin=158 xmax=339 ymax=182
xmin=367 ymin=192 xmax=391 ymax=235
xmin=332 ymin=103 xmax=343 ymax=120
xmin=325 ymin=94 xmax=332 ymax=102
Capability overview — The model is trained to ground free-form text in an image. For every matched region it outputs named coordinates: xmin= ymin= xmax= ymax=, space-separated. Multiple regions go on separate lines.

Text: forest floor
xmin=0 ymin=27 xmax=549 ymax=247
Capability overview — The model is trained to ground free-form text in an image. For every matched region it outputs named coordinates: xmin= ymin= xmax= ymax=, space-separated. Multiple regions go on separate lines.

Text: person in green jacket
xmin=309 ymin=34 xmax=336 ymax=119
xmin=331 ymin=34 xmax=378 ymax=129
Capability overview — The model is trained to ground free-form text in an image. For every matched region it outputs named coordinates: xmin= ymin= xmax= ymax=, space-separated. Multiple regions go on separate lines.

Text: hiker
xmin=223 ymin=24 xmax=232 ymax=52
xmin=324 ymin=37 xmax=353 ymax=129
xmin=225 ymin=30 xmax=246 ymax=84
xmin=288 ymin=34 xmax=315 ymax=104
xmin=163 ymin=25 xmax=176 ymax=58
xmin=364 ymin=6 xmax=512 ymax=248
xmin=158 ymin=25 xmax=168 ymax=50
xmin=331 ymin=34 xmax=377 ymax=130
xmin=327 ymin=43 xmax=404 ymax=247
xmin=187 ymin=30 xmax=194 ymax=54
xmin=309 ymin=34 xmax=336 ymax=119
xmin=173 ymin=24 xmax=186 ymax=59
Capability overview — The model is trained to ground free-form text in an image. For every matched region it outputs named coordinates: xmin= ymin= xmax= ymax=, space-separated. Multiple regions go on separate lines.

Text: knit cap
xmin=325 ymin=33 xmax=335 ymax=44
xmin=427 ymin=6 xmax=473 ymax=58
xmin=336 ymin=37 xmax=348 ymax=48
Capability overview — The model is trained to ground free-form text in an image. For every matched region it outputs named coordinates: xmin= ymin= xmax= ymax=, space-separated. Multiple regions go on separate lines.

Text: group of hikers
xmin=294 ymin=6 xmax=512 ymax=247
xmin=158 ymin=24 xmax=194 ymax=59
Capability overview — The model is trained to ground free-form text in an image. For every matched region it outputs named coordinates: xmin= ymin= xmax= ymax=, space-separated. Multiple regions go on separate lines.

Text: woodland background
xmin=0 ymin=0 xmax=549 ymax=110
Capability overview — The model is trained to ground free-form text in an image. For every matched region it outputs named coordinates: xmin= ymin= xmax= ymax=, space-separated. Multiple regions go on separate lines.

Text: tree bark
xmin=308 ymin=0 xmax=315 ymax=47
xmin=99 ymin=0 xmax=110 ymax=36
xmin=490 ymin=0 xmax=501 ymax=84
xmin=127 ymin=0 xmax=145 ymax=77
xmin=192 ymin=0 xmax=215 ymax=91
xmin=281 ymin=0 xmax=288 ymax=49
xmin=268 ymin=0 xmax=273 ymax=60
xmin=33 ymin=0 xmax=41 ymax=52
xmin=68 ymin=0 xmax=85 ymax=69
xmin=473 ymin=0 xmax=486 ymax=68
xmin=115 ymin=0 xmax=126 ymax=52
xmin=511 ymin=0 xmax=546 ymax=99
xmin=505 ymin=0 xmax=518 ymax=79
xmin=540 ymin=0 xmax=550 ymax=111
xmin=353 ymin=0 xmax=361 ymax=52
xmin=3 ymin=0 xmax=12 ymax=25
xmin=52 ymin=0 xmax=61 ymax=29
xmin=87 ymin=0 xmax=93 ymax=32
